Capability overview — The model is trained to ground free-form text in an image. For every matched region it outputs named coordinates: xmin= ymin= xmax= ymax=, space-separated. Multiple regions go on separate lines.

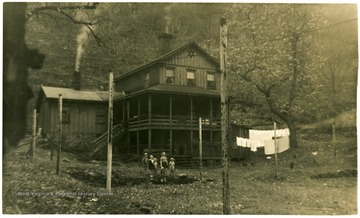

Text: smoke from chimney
xmin=73 ymin=6 xmax=101 ymax=90
xmin=75 ymin=25 xmax=90 ymax=72
xmin=164 ymin=4 xmax=173 ymax=33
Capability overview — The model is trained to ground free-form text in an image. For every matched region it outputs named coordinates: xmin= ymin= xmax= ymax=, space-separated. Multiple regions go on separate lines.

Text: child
xmin=148 ymin=155 xmax=155 ymax=182
xmin=141 ymin=153 xmax=149 ymax=173
xmin=169 ymin=158 xmax=175 ymax=178
xmin=152 ymin=158 xmax=158 ymax=176
xmin=160 ymin=152 xmax=168 ymax=183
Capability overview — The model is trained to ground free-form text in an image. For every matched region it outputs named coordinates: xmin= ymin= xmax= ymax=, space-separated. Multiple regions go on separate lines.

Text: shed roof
xmin=40 ymin=86 xmax=124 ymax=102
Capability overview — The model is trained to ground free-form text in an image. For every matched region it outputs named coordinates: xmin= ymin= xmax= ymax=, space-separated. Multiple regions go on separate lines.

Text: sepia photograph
xmin=2 ymin=1 xmax=358 ymax=215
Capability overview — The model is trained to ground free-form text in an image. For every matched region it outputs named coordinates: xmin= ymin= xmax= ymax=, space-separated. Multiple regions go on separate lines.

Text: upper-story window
xmin=144 ymin=73 xmax=150 ymax=87
xmin=207 ymin=72 xmax=215 ymax=90
xmin=165 ymin=68 xmax=175 ymax=84
xmin=187 ymin=70 xmax=196 ymax=87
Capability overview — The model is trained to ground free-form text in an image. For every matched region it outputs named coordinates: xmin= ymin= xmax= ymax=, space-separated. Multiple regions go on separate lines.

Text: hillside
xmin=301 ymin=109 xmax=357 ymax=129
xmin=23 ymin=3 xmax=358 ymax=130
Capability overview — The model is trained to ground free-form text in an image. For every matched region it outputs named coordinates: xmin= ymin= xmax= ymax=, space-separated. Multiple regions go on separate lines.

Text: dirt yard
xmin=2 ymin=130 xmax=357 ymax=214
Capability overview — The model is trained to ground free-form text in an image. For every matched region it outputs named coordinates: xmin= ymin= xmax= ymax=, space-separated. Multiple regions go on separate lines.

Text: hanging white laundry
xmin=242 ymin=138 xmax=248 ymax=148
xmin=248 ymin=139 xmax=259 ymax=152
xmin=264 ymin=139 xmax=275 ymax=155
xmin=236 ymin=137 xmax=249 ymax=148
xmin=250 ymin=128 xmax=290 ymax=140
xmin=277 ymin=135 xmax=290 ymax=153
xmin=249 ymin=130 xmax=273 ymax=141
xmin=236 ymin=137 xmax=242 ymax=147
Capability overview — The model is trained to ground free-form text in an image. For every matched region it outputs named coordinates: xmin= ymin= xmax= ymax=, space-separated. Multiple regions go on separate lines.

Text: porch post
xmin=170 ymin=130 xmax=173 ymax=155
xmin=122 ymin=102 xmax=125 ymax=124
xmin=190 ymin=97 xmax=193 ymax=155
xmin=136 ymin=130 xmax=140 ymax=155
xmin=169 ymin=96 xmax=173 ymax=155
xmin=138 ymin=98 xmax=141 ymax=125
xmin=210 ymin=99 xmax=213 ymax=125
xmin=169 ymin=96 xmax=172 ymax=125
xmin=126 ymin=99 xmax=130 ymax=153
xmin=190 ymin=97 xmax=193 ymax=126
xmin=137 ymin=98 xmax=141 ymax=155
xmin=148 ymin=95 xmax=152 ymax=152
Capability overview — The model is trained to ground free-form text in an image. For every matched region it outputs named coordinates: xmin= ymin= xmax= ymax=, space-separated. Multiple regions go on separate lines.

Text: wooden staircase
xmin=90 ymin=123 xmax=124 ymax=160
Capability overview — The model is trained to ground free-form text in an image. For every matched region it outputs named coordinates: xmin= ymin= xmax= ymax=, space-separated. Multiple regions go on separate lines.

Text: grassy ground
xmin=2 ymin=130 xmax=357 ymax=214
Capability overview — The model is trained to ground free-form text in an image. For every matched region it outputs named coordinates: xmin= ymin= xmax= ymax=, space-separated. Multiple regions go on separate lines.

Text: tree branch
xmin=26 ymin=3 xmax=109 ymax=48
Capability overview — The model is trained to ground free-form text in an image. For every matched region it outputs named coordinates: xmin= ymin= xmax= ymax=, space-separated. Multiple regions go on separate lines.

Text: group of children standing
xmin=142 ymin=152 xmax=175 ymax=184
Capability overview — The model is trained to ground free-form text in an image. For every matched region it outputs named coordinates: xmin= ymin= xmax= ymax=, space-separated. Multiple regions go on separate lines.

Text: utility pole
xmin=107 ymin=70 xmax=114 ymax=192
xmin=56 ymin=94 xmax=62 ymax=175
xmin=220 ymin=17 xmax=230 ymax=214
xmin=199 ymin=117 xmax=203 ymax=182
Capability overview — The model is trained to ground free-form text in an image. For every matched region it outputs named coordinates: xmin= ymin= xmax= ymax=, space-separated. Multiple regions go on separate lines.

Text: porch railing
xmin=127 ymin=114 xmax=221 ymax=129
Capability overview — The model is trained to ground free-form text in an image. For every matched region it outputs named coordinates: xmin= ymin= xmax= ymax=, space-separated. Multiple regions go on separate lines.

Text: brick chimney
xmin=158 ymin=33 xmax=173 ymax=55
xmin=72 ymin=71 xmax=81 ymax=90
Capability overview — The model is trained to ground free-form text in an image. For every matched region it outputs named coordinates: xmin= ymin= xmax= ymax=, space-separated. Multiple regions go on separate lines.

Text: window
xmin=165 ymin=68 xmax=175 ymax=84
xmin=96 ymin=110 xmax=107 ymax=124
xmin=62 ymin=107 xmax=70 ymax=124
xmin=144 ymin=73 xmax=150 ymax=87
xmin=187 ymin=71 xmax=196 ymax=87
xmin=207 ymin=72 xmax=215 ymax=90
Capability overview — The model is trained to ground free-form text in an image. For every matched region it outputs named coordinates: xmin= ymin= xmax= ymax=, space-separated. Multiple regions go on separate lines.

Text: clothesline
xmin=236 ymin=136 xmax=290 ymax=154
xmin=237 ymin=128 xmax=290 ymax=155
xmin=249 ymin=128 xmax=290 ymax=140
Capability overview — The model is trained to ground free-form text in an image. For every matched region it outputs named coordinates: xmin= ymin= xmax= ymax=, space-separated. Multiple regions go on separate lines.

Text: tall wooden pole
xmin=220 ymin=17 xmax=230 ymax=214
xmin=107 ymin=71 xmax=114 ymax=192
xmin=56 ymin=94 xmax=62 ymax=175
xmin=274 ymin=122 xmax=279 ymax=177
xmin=199 ymin=117 xmax=203 ymax=182
xmin=32 ymin=109 xmax=36 ymax=160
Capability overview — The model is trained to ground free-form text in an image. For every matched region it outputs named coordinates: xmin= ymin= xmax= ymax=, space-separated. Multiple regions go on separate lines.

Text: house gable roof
xmin=115 ymin=41 xmax=219 ymax=81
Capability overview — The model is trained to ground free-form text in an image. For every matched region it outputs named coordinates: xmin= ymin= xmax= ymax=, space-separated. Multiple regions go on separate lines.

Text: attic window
xmin=187 ymin=71 xmax=196 ymax=87
xmin=165 ymin=68 xmax=175 ymax=84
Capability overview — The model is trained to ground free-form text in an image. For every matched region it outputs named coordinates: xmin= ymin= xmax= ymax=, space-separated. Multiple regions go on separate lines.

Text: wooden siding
xmin=39 ymin=100 xmax=107 ymax=135
xmin=115 ymin=44 xmax=219 ymax=93
xmin=115 ymin=67 xmax=160 ymax=92
xmin=159 ymin=46 xmax=219 ymax=90
xmin=39 ymin=101 xmax=52 ymax=134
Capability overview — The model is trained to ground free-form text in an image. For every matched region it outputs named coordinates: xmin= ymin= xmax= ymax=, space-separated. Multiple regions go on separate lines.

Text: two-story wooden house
xmin=112 ymin=41 xmax=223 ymax=159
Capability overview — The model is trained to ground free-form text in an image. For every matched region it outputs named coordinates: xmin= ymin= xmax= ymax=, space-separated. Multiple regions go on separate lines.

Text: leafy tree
xmin=226 ymin=4 xmax=328 ymax=147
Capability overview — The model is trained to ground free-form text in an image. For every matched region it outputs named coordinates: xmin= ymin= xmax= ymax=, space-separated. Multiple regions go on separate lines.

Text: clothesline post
xmin=274 ymin=122 xmax=279 ymax=178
